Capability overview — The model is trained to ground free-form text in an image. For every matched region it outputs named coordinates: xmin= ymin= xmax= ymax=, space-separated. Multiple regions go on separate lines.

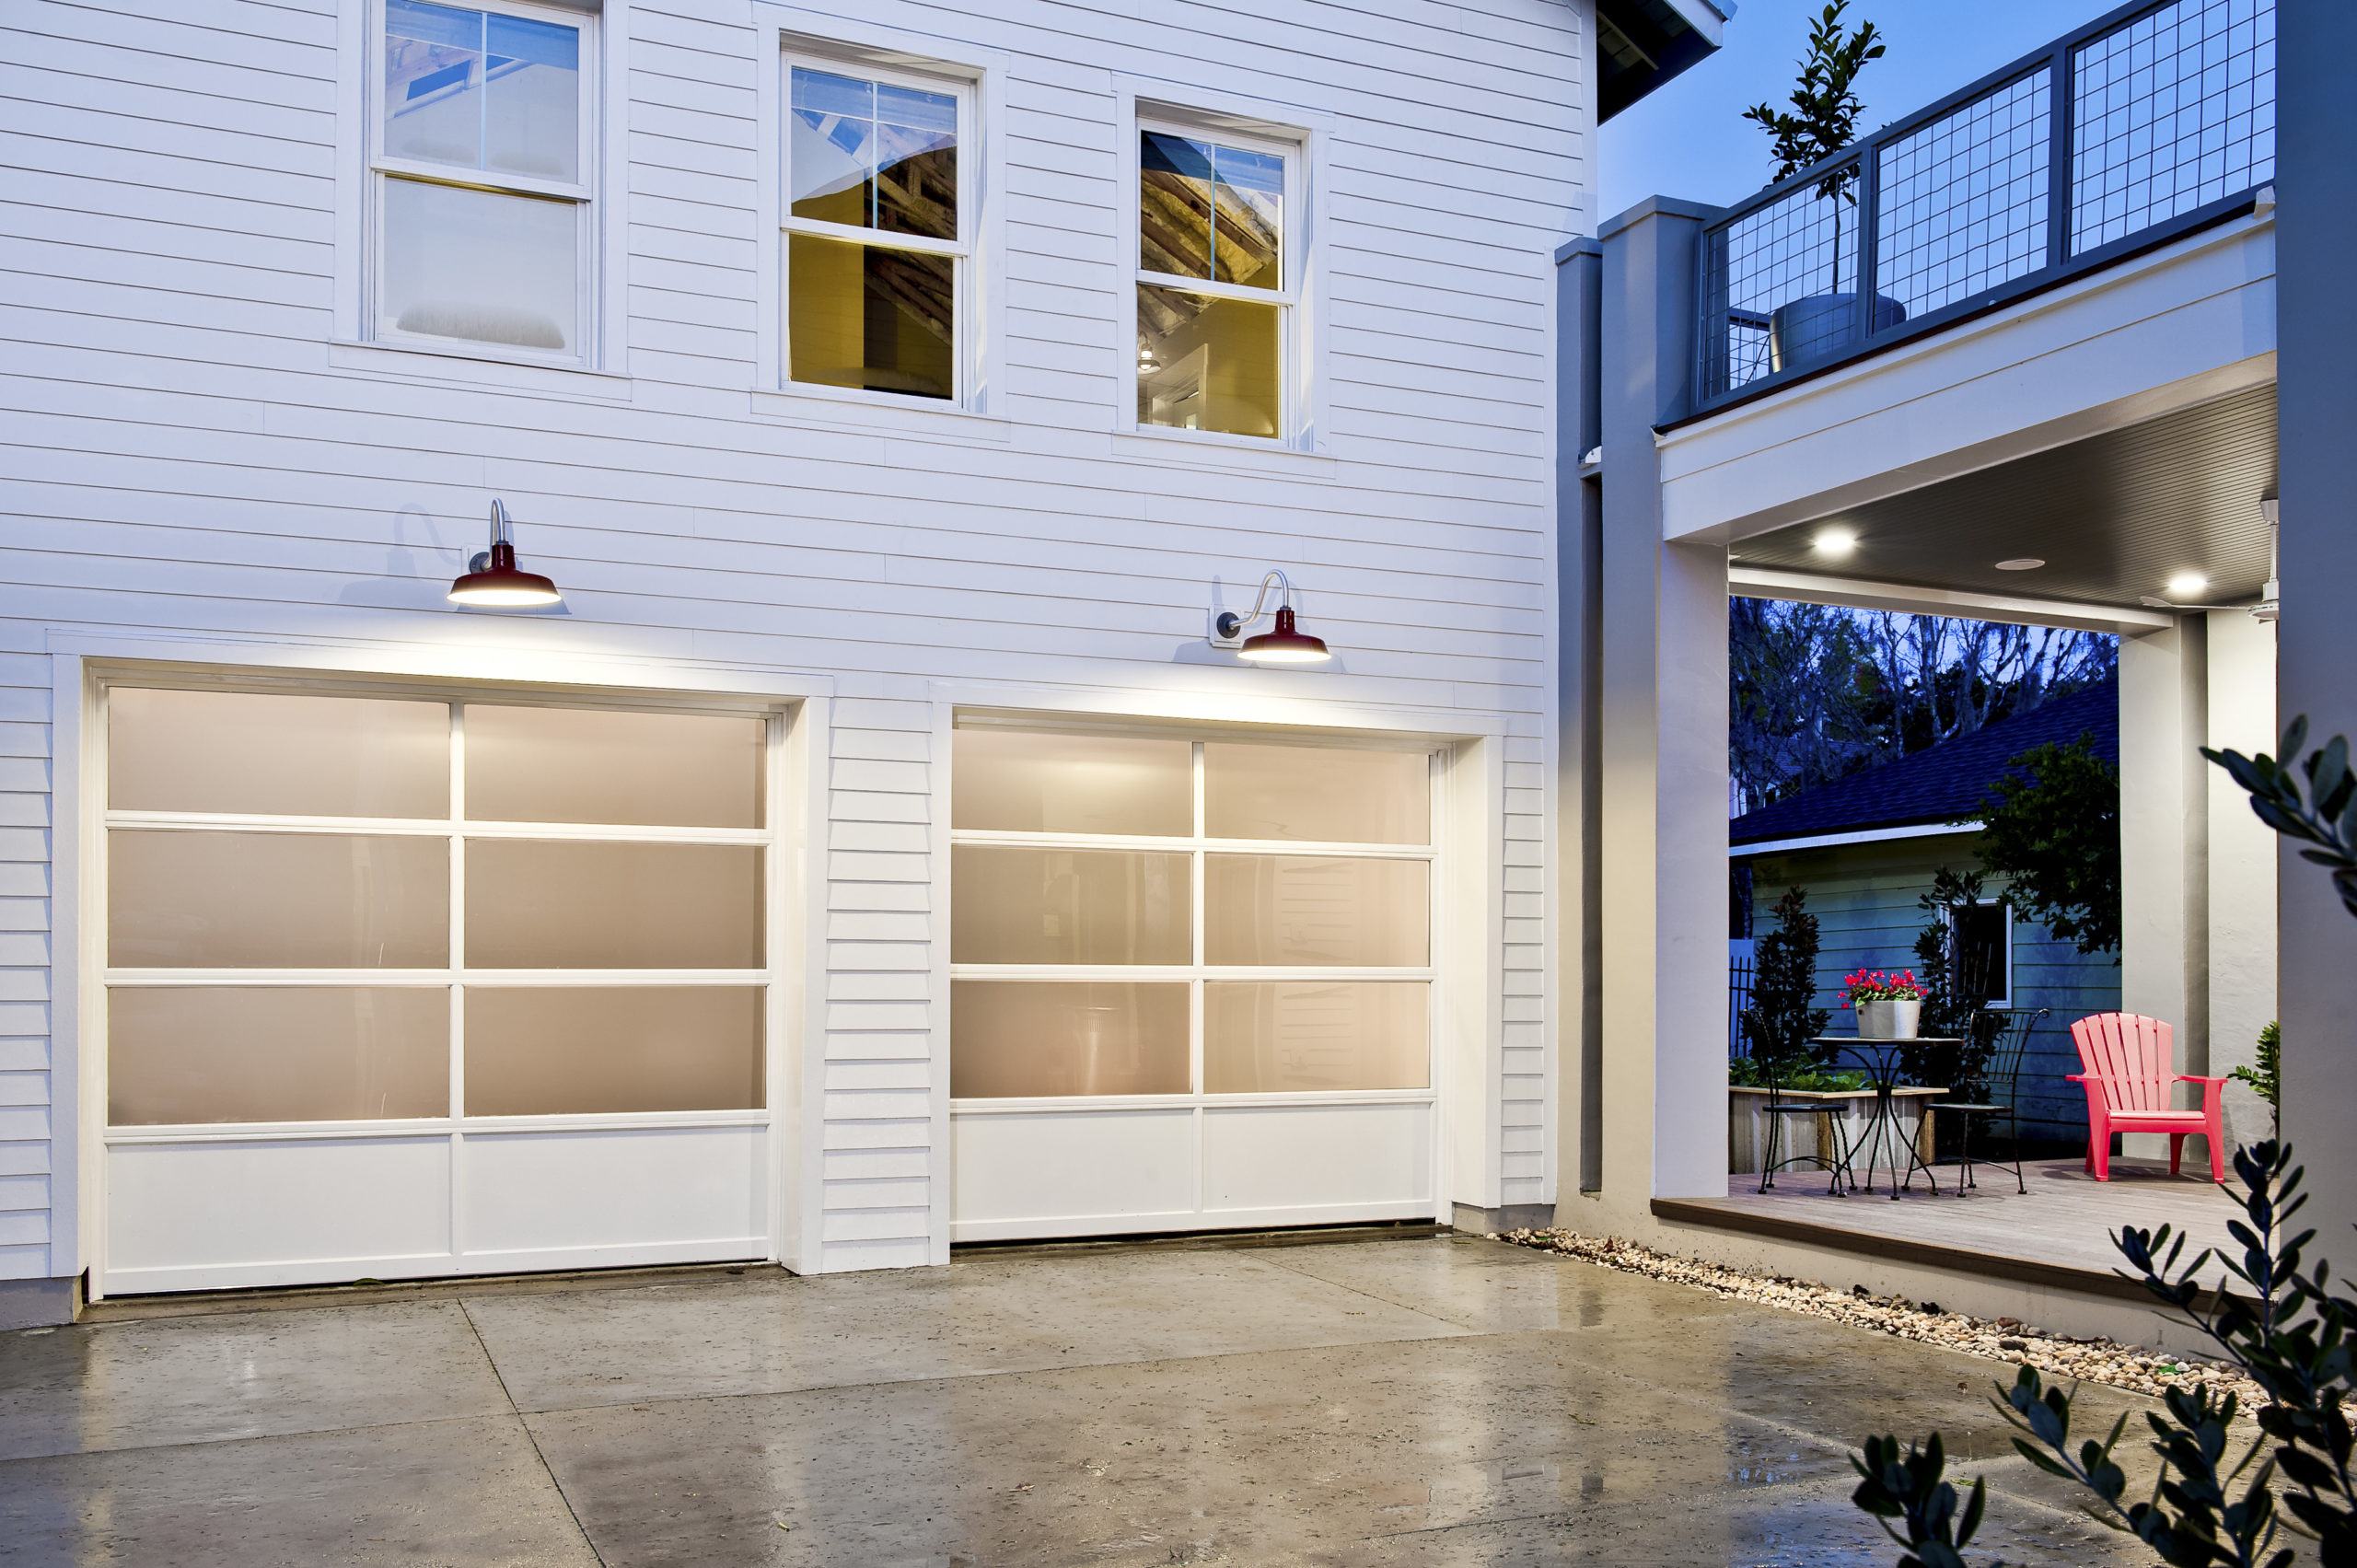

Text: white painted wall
xmin=0 ymin=0 xmax=1585 ymax=1286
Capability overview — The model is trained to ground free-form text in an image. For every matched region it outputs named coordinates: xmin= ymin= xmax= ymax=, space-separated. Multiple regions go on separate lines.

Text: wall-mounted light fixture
xmin=447 ymin=499 xmax=563 ymax=607
xmin=1212 ymin=570 xmax=1330 ymax=664
xmin=2253 ymin=497 xmax=2280 ymax=621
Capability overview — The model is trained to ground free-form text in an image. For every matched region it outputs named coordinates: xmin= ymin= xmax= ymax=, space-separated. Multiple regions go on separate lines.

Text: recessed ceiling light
xmin=1814 ymin=528 xmax=1857 ymax=558
xmin=2165 ymin=571 xmax=2209 ymax=598
xmin=1994 ymin=558 xmax=2045 ymax=571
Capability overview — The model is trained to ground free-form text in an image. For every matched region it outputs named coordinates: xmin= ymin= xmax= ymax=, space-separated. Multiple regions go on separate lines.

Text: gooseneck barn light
xmin=1213 ymin=570 xmax=1331 ymax=664
xmin=448 ymin=499 xmax=563 ymax=607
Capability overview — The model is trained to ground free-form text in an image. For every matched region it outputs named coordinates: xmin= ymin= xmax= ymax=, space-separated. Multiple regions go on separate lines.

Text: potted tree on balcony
xmin=1742 ymin=2 xmax=1905 ymax=370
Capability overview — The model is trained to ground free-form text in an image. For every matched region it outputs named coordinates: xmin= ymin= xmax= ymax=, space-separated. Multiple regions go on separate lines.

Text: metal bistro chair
xmin=1924 ymin=1006 xmax=2048 ymax=1196
xmin=1757 ymin=1053 xmax=1846 ymax=1196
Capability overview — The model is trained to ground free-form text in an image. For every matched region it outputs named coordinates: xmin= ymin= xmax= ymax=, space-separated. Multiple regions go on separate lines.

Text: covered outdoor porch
xmin=1555 ymin=0 xmax=2313 ymax=1340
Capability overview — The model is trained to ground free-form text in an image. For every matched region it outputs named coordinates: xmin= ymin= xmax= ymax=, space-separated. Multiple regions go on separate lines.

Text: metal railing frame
xmin=1681 ymin=0 xmax=2273 ymax=426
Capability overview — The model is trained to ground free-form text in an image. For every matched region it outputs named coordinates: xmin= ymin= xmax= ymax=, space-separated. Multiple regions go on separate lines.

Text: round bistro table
xmin=1809 ymin=1036 xmax=1956 ymax=1199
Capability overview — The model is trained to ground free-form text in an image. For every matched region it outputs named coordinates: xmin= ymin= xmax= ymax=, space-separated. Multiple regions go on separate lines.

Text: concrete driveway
xmin=0 ymin=1232 xmax=2154 ymax=1565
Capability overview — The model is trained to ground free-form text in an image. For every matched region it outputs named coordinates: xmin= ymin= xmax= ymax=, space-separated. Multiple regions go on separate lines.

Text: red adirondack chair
xmin=2068 ymin=1013 xmax=2227 ymax=1182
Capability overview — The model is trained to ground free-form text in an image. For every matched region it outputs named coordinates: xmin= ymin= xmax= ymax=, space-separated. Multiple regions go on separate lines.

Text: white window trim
xmin=332 ymin=0 xmax=629 ymax=380
xmin=1114 ymin=80 xmax=1329 ymax=454
xmin=753 ymin=12 xmax=1008 ymax=422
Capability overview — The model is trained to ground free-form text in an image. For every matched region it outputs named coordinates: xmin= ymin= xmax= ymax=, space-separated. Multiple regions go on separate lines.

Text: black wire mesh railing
xmin=1878 ymin=68 xmax=2052 ymax=319
xmin=2071 ymin=0 xmax=2275 ymax=252
xmin=1696 ymin=0 xmax=2274 ymax=411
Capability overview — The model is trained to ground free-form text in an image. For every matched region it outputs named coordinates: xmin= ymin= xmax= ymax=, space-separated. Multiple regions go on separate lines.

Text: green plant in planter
xmin=2232 ymin=1022 xmax=2281 ymax=1136
xmin=1845 ymin=718 xmax=2357 ymax=1564
xmin=1739 ymin=885 xmax=1833 ymax=1085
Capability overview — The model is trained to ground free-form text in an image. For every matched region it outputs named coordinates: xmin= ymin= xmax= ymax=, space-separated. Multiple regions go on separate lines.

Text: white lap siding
xmin=0 ymin=0 xmax=1581 ymax=1279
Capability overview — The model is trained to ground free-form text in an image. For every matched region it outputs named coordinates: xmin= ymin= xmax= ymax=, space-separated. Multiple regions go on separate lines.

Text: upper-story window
xmin=374 ymin=0 xmax=594 ymax=360
xmin=1136 ymin=123 xmax=1293 ymax=439
xmin=784 ymin=61 xmax=966 ymax=401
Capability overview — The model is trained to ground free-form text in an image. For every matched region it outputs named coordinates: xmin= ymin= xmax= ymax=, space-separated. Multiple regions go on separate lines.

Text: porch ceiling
xmin=1726 ymin=382 xmax=2277 ymax=611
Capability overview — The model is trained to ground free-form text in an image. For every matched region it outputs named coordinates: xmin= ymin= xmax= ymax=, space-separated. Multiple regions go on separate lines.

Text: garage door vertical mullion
xmin=447 ymin=702 xmax=467 ymax=1264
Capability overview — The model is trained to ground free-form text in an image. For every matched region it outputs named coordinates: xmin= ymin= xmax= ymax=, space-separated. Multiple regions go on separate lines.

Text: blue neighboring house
xmin=1729 ymin=679 xmax=2121 ymax=1146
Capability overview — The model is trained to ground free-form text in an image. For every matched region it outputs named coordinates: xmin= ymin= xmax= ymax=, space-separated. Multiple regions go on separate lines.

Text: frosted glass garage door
xmin=947 ymin=725 xmax=1440 ymax=1241
xmin=99 ymin=685 xmax=781 ymax=1295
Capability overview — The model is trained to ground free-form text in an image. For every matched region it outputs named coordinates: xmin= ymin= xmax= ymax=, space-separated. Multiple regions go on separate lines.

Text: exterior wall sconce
xmin=448 ymin=499 xmax=563 ymax=607
xmin=1212 ymin=570 xmax=1330 ymax=664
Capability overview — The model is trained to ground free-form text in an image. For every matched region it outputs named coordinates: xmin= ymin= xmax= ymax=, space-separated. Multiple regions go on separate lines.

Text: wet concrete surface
xmin=0 ymin=1234 xmax=2159 ymax=1565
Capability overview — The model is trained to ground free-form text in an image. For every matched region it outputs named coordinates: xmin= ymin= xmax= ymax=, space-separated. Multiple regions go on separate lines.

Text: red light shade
xmin=448 ymin=540 xmax=562 ymax=606
xmin=1237 ymin=603 xmax=1330 ymax=663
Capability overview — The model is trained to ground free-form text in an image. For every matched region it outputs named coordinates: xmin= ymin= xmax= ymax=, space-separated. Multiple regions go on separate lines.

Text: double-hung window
xmin=783 ymin=61 xmax=967 ymax=401
xmin=1135 ymin=122 xmax=1295 ymax=439
xmin=372 ymin=0 xmax=594 ymax=360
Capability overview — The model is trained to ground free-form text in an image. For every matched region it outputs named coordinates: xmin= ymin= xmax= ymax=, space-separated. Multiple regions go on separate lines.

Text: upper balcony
xmin=1689 ymin=0 xmax=2274 ymax=422
xmin=1604 ymin=0 xmax=2281 ymax=627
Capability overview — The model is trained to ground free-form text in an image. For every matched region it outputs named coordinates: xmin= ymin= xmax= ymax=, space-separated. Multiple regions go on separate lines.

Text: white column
xmin=2205 ymin=609 xmax=2278 ymax=1151
xmin=2117 ymin=620 xmax=2210 ymax=1159
xmin=1591 ymin=197 xmax=1727 ymax=1219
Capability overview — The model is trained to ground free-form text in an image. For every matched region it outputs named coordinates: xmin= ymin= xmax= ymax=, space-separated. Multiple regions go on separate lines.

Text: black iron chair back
xmin=1933 ymin=1005 xmax=2049 ymax=1195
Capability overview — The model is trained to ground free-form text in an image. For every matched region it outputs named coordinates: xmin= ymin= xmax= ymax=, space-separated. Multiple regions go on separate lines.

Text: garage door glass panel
xmin=950 ymin=981 xmax=1189 ymax=1097
xmin=109 ymin=986 xmax=450 ymax=1124
xmin=1204 ymin=744 xmax=1428 ymax=844
xmin=953 ymin=729 xmax=1192 ymax=836
xmin=1204 ymin=981 xmax=1429 ymax=1093
xmin=464 ymin=706 xmax=766 ymax=827
xmin=109 ymin=688 xmax=449 ymax=819
xmin=110 ymin=830 xmax=449 ymax=968
xmin=463 ymin=986 xmax=764 ymax=1114
xmin=466 ymin=841 xmax=763 ymax=969
xmin=1203 ymin=855 xmax=1429 ymax=967
xmin=951 ymin=846 xmax=1189 ymax=965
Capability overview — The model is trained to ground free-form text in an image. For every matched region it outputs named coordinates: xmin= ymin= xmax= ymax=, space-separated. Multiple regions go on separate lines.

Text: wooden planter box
xmin=1728 ymin=1086 xmax=1943 ymax=1176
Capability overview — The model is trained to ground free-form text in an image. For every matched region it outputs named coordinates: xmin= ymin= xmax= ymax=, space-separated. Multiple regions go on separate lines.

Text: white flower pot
xmin=1856 ymin=999 xmax=1921 ymax=1040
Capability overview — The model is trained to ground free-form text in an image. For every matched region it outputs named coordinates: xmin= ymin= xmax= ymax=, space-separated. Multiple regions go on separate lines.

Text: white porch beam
xmin=1726 ymin=567 xmax=2177 ymax=635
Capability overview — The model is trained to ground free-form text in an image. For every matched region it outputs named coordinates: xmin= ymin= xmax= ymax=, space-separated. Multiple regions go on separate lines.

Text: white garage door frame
xmin=50 ymin=648 xmax=831 ymax=1301
xmin=937 ymin=702 xmax=1504 ymax=1245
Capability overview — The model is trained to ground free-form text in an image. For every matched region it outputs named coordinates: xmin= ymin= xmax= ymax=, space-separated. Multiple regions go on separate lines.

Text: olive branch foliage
xmin=1848 ymin=719 xmax=2357 ymax=1566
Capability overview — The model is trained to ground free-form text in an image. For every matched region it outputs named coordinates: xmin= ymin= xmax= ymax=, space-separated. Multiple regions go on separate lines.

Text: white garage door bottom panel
xmin=103 ymin=1124 xmax=772 ymax=1295
xmin=1203 ymin=1102 xmax=1434 ymax=1211
xmin=107 ymin=1137 xmax=453 ymax=1282
xmin=949 ymin=1098 xmax=1438 ymax=1244
xmin=464 ymin=1126 xmax=768 ymax=1254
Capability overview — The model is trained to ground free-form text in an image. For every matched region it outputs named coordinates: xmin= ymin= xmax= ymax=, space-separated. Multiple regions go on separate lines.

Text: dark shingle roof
xmin=1729 ymin=678 xmax=2119 ymax=848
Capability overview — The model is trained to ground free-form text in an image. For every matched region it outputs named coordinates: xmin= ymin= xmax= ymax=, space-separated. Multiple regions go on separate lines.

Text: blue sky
xmin=1598 ymin=0 xmax=2114 ymax=219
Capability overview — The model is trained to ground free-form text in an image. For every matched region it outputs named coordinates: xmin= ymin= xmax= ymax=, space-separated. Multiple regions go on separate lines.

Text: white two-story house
xmin=0 ymin=0 xmax=1730 ymax=1321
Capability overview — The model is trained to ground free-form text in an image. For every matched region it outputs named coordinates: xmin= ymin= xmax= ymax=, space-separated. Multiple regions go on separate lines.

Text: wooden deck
xmin=1654 ymin=1156 xmax=2247 ymax=1303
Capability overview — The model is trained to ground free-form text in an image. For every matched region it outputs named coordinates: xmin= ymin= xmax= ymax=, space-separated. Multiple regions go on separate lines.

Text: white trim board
xmin=1730 ymin=821 xmax=1984 ymax=857
xmin=1727 ymin=568 xmax=2175 ymax=635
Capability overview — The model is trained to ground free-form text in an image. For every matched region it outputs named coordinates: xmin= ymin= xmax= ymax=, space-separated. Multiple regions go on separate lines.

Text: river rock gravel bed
xmin=1498 ymin=1226 xmax=2266 ymax=1405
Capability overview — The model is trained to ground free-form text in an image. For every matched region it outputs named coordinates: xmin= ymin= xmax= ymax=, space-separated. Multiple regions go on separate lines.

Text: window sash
xmin=368 ymin=0 xmax=596 ymax=361
xmin=1134 ymin=117 xmax=1299 ymax=304
xmin=1132 ymin=117 xmax=1299 ymax=441
xmin=778 ymin=52 xmax=972 ymax=402
xmin=780 ymin=54 xmax=971 ymax=252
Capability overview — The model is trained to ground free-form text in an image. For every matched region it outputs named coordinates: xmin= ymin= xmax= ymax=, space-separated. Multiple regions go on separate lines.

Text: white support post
xmin=2117 ymin=620 xmax=2210 ymax=1161
xmin=2204 ymin=610 xmax=2278 ymax=1151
